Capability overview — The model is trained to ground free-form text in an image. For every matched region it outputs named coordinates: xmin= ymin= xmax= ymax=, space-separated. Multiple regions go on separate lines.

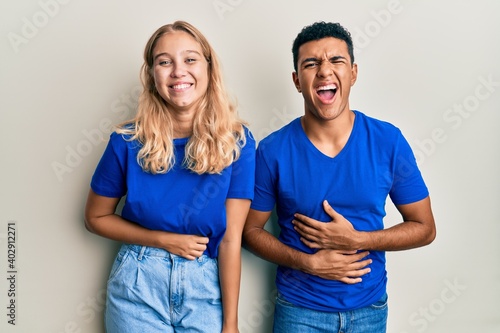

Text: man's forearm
xmin=358 ymin=197 xmax=436 ymax=251
xmin=358 ymin=220 xmax=436 ymax=251
xmin=243 ymin=227 xmax=307 ymax=271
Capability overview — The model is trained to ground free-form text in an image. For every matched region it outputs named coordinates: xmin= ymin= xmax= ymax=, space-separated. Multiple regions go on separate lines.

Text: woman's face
xmin=152 ymin=31 xmax=209 ymax=115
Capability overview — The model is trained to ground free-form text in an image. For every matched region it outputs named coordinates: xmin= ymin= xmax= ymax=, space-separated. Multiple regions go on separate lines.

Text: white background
xmin=1 ymin=0 xmax=499 ymax=332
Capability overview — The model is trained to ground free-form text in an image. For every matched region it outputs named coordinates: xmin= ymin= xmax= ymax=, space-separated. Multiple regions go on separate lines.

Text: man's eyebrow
xmin=329 ymin=55 xmax=347 ymax=61
xmin=301 ymin=55 xmax=347 ymax=65
xmin=301 ymin=57 xmax=319 ymax=65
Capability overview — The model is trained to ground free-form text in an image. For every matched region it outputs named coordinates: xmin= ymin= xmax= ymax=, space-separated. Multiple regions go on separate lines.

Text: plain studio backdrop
xmin=1 ymin=0 xmax=499 ymax=332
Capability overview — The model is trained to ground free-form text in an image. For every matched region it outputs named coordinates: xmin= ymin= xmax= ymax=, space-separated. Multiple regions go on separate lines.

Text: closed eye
xmin=303 ymin=62 xmax=318 ymax=69
xmin=330 ymin=56 xmax=347 ymax=64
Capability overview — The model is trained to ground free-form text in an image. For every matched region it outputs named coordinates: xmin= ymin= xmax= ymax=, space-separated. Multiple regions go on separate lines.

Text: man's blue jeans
xmin=273 ymin=292 xmax=388 ymax=333
xmin=105 ymin=244 xmax=222 ymax=333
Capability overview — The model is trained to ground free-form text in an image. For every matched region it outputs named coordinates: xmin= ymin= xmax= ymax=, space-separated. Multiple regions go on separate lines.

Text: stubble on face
xmin=293 ymin=37 xmax=357 ymax=123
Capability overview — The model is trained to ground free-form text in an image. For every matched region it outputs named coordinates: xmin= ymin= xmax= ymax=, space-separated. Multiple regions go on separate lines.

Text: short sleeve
xmin=250 ymin=140 xmax=277 ymax=212
xmin=389 ymin=133 xmax=429 ymax=205
xmin=226 ymin=128 xmax=256 ymax=199
xmin=90 ymin=132 xmax=128 ymax=198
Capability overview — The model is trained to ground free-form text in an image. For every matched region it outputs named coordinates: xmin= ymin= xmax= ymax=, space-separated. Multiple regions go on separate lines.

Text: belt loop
xmin=138 ymin=246 xmax=147 ymax=260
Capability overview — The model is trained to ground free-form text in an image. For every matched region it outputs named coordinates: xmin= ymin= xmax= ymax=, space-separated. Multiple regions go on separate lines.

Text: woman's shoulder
xmin=108 ymin=125 xmax=140 ymax=151
xmin=241 ymin=125 xmax=256 ymax=145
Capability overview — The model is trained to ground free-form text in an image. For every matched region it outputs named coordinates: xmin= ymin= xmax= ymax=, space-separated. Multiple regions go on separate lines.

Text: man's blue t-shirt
xmin=91 ymin=128 xmax=256 ymax=258
xmin=251 ymin=111 xmax=429 ymax=311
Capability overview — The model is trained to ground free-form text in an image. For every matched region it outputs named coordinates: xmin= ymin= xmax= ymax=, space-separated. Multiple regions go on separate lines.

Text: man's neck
xmin=301 ymin=110 xmax=355 ymax=158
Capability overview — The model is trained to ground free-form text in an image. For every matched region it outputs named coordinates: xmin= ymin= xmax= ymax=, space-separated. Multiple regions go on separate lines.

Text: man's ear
xmin=292 ymin=71 xmax=301 ymax=93
xmin=351 ymin=63 xmax=358 ymax=86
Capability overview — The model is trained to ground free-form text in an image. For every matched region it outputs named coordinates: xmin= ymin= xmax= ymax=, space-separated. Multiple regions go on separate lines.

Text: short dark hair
xmin=292 ymin=21 xmax=354 ymax=71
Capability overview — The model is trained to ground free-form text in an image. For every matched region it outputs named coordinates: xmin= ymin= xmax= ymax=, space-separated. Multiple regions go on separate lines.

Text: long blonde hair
xmin=117 ymin=21 xmax=246 ymax=174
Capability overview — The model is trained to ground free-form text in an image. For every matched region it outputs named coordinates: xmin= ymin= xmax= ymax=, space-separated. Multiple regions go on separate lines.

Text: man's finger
xmin=323 ymin=200 xmax=340 ymax=219
xmin=339 ymin=277 xmax=363 ymax=284
xmin=300 ymin=237 xmax=320 ymax=249
xmin=293 ymin=219 xmax=319 ymax=236
xmin=293 ymin=213 xmax=315 ymax=226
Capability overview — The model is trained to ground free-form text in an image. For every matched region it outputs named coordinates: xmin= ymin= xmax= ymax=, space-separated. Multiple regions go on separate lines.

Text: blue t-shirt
xmin=91 ymin=128 xmax=256 ymax=258
xmin=251 ymin=111 xmax=429 ymax=311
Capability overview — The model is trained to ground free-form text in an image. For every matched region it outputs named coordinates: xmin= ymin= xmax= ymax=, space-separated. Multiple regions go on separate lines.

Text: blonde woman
xmin=84 ymin=21 xmax=255 ymax=333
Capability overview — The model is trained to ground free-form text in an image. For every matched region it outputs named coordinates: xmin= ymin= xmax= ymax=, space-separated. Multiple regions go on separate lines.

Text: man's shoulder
xmin=355 ymin=110 xmax=401 ymax=135
xmin=257 ymin=117 xmax=301 ymax=149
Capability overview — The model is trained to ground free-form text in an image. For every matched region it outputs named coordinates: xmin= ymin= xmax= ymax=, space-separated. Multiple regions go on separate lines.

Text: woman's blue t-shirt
xmin=251 ymin=111 xmax=429 ymax=311
xmin=91 ymin=128 xmax=256 ymax=258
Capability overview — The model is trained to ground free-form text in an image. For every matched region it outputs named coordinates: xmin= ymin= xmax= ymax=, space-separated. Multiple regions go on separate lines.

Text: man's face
xmin=293 ymin=37 xmax=357 ymax=121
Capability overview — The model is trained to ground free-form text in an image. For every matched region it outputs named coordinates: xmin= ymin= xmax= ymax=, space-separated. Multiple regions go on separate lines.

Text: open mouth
xmin=316 ymin=84 xmax=337 ymax=103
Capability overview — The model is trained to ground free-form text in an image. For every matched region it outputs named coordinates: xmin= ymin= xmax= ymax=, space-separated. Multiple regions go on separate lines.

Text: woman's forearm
xmin=218 ymin=239 xmax=241 ymax=330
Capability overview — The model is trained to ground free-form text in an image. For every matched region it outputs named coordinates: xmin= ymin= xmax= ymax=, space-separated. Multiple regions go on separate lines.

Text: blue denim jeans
xmin=273 ymin=292 xmax=388 ymax=333
xmin=105 ymin=244 xmax=222 ymax=333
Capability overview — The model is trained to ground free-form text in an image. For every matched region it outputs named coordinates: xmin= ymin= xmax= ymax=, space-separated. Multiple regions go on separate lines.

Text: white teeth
xmin=317 ymin=84 xmax=337 ymax=91
xmin=172 ymin=83 xmax=191 ymax=90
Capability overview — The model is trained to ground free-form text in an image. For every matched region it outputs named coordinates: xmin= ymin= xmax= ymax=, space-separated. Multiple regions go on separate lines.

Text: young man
xmin=243 ymin=21 xmax=436 ymax=332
